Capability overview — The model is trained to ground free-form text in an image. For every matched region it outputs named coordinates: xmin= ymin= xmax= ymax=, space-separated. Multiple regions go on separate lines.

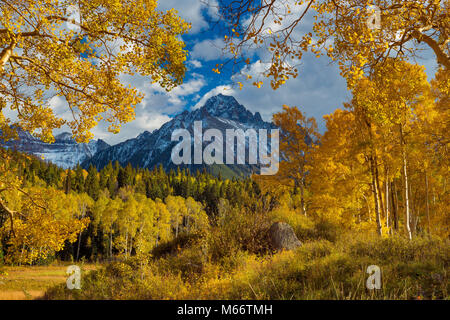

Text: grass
xmin=2 ymin=211 xmax=448 ymax=300
xmin=0 ymin=263 xmax=98 ymax=300
xmin=42 ymin=234 xmax=449 ymax=300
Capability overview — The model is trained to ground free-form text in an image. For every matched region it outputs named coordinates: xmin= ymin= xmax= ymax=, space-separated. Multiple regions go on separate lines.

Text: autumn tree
xmin=0 ymin=177 xmax=89 ymax=264
xmin=349 ymin=59 xmax=431 ymax=238
xmin=217 ymin=0 xmax=449 ymax=88
xmin=256 ymin=105 xmax=320 ymax=216
xmin=307 ymin=109 xmax=373 ymax=229
xmin=0 ymin=0 xmax=190 ymax=143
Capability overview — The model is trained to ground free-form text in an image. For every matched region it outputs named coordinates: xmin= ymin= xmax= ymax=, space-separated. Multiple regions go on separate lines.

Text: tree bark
xmin=109 ymin=230 xmax=113 ymax=258
xmin=390 ymin=181 xmax=398 ymax=231
xmin=400 ymin=125 xmax=412 ymax=240
xmin=374 ymin=157 xmax=385 ymax=223
xmin=411 ymin=30 xmax=450 ymax=69
xmin=425 ymin=170 xmax=431 ymax=235
xmin=0 ymin=41 xmax=16 ymax=72
xmin=385 ymin=168 xmax=390 ymax=232
xmin=300 ymin=182 xmax=306 ymax=216
xmin=370 ymin=157 xmax=383 ymax=236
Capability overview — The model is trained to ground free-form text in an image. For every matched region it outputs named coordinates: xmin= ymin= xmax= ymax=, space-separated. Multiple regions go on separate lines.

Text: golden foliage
xmin=0 ymin=0 xmax=190 ymax=143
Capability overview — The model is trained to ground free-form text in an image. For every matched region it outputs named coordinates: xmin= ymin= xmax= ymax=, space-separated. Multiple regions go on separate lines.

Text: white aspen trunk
xmin=125 ymin=231 xmax=128 ymax=258
xmin=76 ymin=230 xmax=83 ymax=261
xmin=385 ymin=168 xmax=390 ymax=231
xmin=300 ymin=182 xmax=306 ymax=216
xmin=109 ymin=230 xmax=113 ymax=258
xmin=403 ymin=151 xmax=412 ymax=240
xmin=370 ymin=158 xmax=382 ymax=236
xmin=129 ymin=236 xmax=133 ymax=257
xmin=399 ymin=124 xmax=412 ymax=240
xmin=425 ymin=171 xmax=431 ymax=235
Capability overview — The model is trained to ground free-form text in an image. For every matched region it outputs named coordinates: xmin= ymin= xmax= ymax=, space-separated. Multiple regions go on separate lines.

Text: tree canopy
xmin=218 ymin=0 xmax=449 ymax=88
xmin=0 ymin=0 xmax=190 ymax=143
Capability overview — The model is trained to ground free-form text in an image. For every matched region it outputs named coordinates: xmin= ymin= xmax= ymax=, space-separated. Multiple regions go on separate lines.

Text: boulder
xmin=269 ymin=222 xmax=302 ymax=251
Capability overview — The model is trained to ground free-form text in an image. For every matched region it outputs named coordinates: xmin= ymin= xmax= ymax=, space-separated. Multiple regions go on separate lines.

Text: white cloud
xmin=88 ymin=72 xmax=208 ymax=144
xmin=193 ymin=85 xmax=236 ymax=109
xmin=157 ymin=0 xmax=219 ymax=34
xmin=202 ymin=54 xmax=350 ymax=132
xmin=189 ymin=59 xmax=203 ymax=68
xmin=190 ymin=38 xmax=232 ymax=61
xmin=92 ymin=111 xmax=171 ymax=145
xmin=147 ymin=74 xmax=206 ymax=107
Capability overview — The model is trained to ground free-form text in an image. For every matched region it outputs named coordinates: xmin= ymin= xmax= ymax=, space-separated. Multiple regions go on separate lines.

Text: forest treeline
xmin=0 ymin=149 xmax=267 ymax=264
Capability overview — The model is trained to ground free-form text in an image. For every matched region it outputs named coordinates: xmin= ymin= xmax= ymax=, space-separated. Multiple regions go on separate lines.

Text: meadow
xmin=39 ymin=213 xmax=448 ymax=300
xmin=0 ymin=264 xmax=98 ymax=300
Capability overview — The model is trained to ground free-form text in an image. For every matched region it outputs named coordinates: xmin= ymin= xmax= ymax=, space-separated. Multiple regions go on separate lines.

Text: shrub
xmin=207 ymin=206 xmax=271 ymax=266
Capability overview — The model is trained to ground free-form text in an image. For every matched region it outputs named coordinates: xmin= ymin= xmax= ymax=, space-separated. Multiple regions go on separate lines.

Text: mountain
xmin=1 ymin=129 xmax=110 ymax=169
xmin=82 ymin=94 xmax=276 ymax=178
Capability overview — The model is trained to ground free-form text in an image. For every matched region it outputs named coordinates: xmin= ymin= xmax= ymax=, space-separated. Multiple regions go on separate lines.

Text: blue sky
xmin=91 ymin=0 xmax=439 ymax=145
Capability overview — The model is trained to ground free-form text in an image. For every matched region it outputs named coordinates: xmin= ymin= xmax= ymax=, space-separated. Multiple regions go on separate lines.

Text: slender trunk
xmin=109 ymin=230 xmax=113 ymax=258
xmin=374 ymin=158 xmax=385 ymax=222
xmin=425 ymin=170 xmax=431 ymax=235
xmin=300 ymin=183 xmax=306 ymax=216
xmin=125 ymin=231 xmax=128 ymax=258
xmin=401 ymin=125 xmax=412 ymax=240
xmin=129 ymin=236 xmax=133 ymax=257
xmin=385 ymin=168 xmax=390 ymax=232
xmin=76 ymin=231 xmax=82 ymax=261
xmin=390 ymin=181 xmax=398 ymax=231
xmin=370 ymin=157 xmax=383 ymax=236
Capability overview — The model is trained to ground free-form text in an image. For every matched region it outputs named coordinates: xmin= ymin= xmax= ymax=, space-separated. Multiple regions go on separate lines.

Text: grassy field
xmin=0 ymin=264 xmax=98 ymax=300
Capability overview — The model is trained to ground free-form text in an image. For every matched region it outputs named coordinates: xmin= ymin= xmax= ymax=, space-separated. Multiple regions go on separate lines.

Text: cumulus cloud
xmin=87 ymin=72 xmax=208 ymax=144
xmin=190 ymin=38 xmax=232 ymax=61
xmin=150 ymin=74 xmax=206 ymax=106
xmin=92 ymin=111 xmax=172 ymax=145
xmin=157 ymin=0 xmax=219 ymax=34
xmin=192 ymin=85 xmax=236 ymax=109
xmin=188 ymin=59 xmax=203 ymax=68
xmin=202 ymin=54 xmax=350 ymax=132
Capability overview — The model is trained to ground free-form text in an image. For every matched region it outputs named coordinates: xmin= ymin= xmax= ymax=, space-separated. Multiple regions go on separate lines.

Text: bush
xmin=43 ymin=257 xmax=191 ymax=300
xmin=269 ymin=207 xmax=340 ymax=242
xmin=207 ymin=206 xmax=271 ymax=266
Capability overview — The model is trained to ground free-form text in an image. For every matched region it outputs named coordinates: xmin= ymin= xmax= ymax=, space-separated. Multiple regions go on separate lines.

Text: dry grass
xmin=0 ymin=263 xmax=98 ymax=300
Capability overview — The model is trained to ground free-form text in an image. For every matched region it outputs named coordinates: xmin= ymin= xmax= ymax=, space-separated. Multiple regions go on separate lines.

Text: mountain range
xmin=1 ymin=129 xmax=110 ymax=169
xmin=1 ymin=94 xmax=275 ymax=177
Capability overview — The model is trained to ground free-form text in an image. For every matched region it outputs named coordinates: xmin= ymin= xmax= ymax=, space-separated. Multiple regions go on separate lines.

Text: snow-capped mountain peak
xmin=82 ymin=94 xmax=275 ymax=177
xmin=2 ymin=94 xmax=275 ymax=177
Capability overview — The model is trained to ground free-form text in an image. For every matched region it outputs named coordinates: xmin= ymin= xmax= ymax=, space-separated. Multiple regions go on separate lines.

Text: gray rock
xmin=269 ymin=222 xmax=302 ymax=251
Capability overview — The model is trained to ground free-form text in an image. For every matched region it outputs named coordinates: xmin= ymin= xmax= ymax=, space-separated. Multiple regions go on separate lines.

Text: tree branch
xmin=411 ymin=30 xmax=450 ymax=69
